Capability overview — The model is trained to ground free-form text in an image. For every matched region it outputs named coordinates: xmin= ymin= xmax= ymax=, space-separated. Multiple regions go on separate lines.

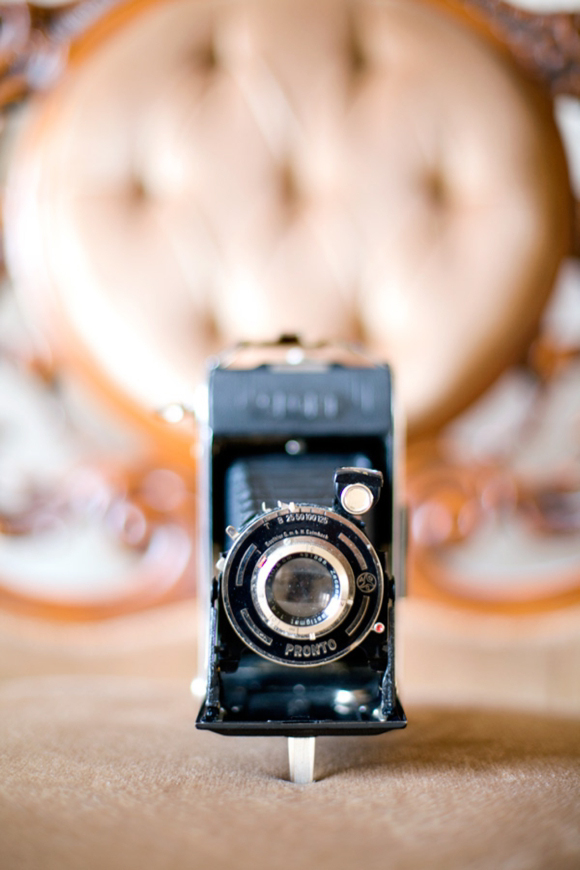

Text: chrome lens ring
xmin=251 ymin=537 xmax=354 ymax=639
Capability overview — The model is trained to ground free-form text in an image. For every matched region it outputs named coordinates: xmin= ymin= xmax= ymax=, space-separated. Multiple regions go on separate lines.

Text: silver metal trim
xmin=344 ymin=595 xmax=370 ymax=637
xmin=240 ymin=608 xmax=273 ymax=646
xmin=338 ymin=532 xmax=367 ymax=570
xmin=390 ymin=366 xmax=406 ymax=597
xmin=288 ymin=737 xmax=316 ymax=784
xmin=236 ymin=543 xmax=257 ymax=586
xmin=340 ymin=483 xmax=374 ymax=515
xmin=251 ymin=537 xmax=354 ymax=639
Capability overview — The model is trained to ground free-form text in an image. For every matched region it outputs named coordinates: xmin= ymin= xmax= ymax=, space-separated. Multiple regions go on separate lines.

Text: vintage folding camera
xmin=196 ymin=338 xmax=406 ymax=781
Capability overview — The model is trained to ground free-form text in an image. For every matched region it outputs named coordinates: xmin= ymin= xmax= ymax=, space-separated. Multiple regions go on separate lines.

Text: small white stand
xmin=288 ymin=737 xmax=316 ymax=784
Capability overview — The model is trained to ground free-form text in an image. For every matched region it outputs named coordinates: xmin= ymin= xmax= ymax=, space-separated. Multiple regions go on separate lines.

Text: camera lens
xmin=249 ymin=535 xmax=358 ymax=641
xmin=267 ymin=555 xmax=336 ymax=622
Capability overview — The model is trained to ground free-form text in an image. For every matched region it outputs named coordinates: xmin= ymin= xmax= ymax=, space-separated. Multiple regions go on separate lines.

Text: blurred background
xmin=0 ymin=0 xmax=579 ymax=714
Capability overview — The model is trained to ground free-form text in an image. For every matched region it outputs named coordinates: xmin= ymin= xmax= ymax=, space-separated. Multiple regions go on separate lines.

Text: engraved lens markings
xmin=236 ymin=544 xmax=257 ymax=586
xmin=284 ymin=638 xmax=338 ymax=658
xmin=338 ymin=532 xmax=367 ymax=570
xmin=280 ymin=512 xmax=328 ymax=525
xmin=344 ymin=596 xmax=370 ymax=637
xmin=241 ymin=608 xmax=273 ymax=646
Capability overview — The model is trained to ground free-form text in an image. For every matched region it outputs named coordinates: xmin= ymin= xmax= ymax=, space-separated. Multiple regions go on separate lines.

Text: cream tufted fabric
xmin=5 ymin=0 xmax=570 ymax=435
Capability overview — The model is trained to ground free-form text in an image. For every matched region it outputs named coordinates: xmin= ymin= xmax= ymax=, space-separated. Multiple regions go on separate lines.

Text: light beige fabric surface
xmin=0 ymin=675 xmax=579 ymax=870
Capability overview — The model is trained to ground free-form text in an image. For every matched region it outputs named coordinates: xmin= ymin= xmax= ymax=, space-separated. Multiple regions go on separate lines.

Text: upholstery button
xmin=422 ymin=171 xmax=449 ymax=211
xmin=278 ymin=161 xmax=301 ymax=211
xmin=127 ymin=176 xmax=148 ymax=204
xmin=188 ymin=40 xmax=218 ymax=72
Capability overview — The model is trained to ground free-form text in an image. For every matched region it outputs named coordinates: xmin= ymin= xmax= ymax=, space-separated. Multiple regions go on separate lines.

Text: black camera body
xmin=196 ymin=341 xmax=406 ymax=739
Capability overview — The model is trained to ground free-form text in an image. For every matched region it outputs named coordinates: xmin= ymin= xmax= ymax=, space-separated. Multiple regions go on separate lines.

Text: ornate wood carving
xmin=462 ymin=0 xmax=580 ymax=97
xmin=3 ymin=2 xmax=578 ymax=99
xmin=0 ymin=1 xmax=120 ymax=110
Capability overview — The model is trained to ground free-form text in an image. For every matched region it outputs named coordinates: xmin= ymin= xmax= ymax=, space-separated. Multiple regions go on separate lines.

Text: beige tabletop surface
xmin=0 ymin=674 xmax=578 ymax=870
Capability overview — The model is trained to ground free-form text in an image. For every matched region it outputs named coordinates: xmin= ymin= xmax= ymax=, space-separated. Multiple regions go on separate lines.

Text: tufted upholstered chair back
xmin=5 ymin=0 xmax=571 ymax=438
